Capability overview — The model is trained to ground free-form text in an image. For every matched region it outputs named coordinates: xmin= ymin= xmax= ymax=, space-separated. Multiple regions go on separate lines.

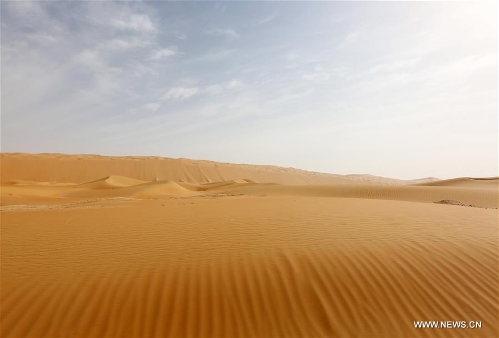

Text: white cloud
xmin=339 ymin=29 xmax=362 ymax=49
xmin=194 ymin=49 xmax=234 ymax=63
xmin=205 ymin=28 xmax=239 ymax=40
xmin=267 ymin=87 xmax=314 ymax=105
xmin=72 ymin=50 xmax=124 ymax=96
xmin=332 ymin=67 xmax=352 ymax=78
xmin=128 ymin=103 xmax=160 ymax=114
xmin=205 ymin=79 xmax=243 ymax=95
xmin=286 ymin=50 xmax=301 ymax=62
xmin=302 ymin=71 xmax=330 ymax=82
xmin=179 ymin=77 xmax=201 ymax=86
xmin=150 ymin=47 xmax=178 ymax=60
xmin=161 ymin=87 xmax=199 ymax=101
xmin=73 ymin=49 xmax=105 ymax=70
xmin=351 ymin=52 xmax=497 ymax=95
xmin=27 ymin=33 xmax=59 ymax=44
xmin=176 ymin=32 xmax=187 ymax=40
xmin=226 ymin=79 xmax=243 ymax=90
xmin=366 ymin=58 xmax=421 ymax=76
xmin=101 ymin=37 xmax=152 ymax=51
xmin=215 ymin=3 xmax=228 ymax=13
xmin=439 ymin=53 xmax=496 ymax=76
xmin=5 ymin=1 xmax=65 ymax=36
xmin=344 ymin=58 xmax=422 ymax=81
xmin=5 ymin=1 xmax=47 ymax=22
xmin=144 ymin=102 xmax=161 ymax=112
xmin=204 ymin=84 xmax=224 ymax=95
xmin=131 ymin=63 xmax=159 ymax=78
xmin=112 ymin=14 xmax=156 ymax=33
xmin=254 ymin=14 xmax=276 ymax=27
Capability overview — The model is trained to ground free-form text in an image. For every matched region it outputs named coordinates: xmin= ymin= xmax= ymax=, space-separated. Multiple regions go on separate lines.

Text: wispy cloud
xmin=144 ymin=102 xmax=161 ymax=112
xmin=161 ymin=87 xmax=199 ymax=101
xmin=130 ymin=63 xmax=159 ymax=78
xmin=112 ymin=14 xmax=156 ymax=33
xmin=4 ymin=0 xmax=64 ymax=35
xmin=345 ymin=58 xmax=422 ymax=81
xmin=205 ymin=79 xmax=243 ymax=95
xmin=439 ymin=53 xmax=496 ymax=76
xmin=205 ymin=28 xmax=239 ymax=40
xmin=214 ymin=3 xmax=228 ymax=13
xmin=175 ymin=32 xmax=187 ymax=40
xmin=150 ymin=47 xmax=178 ymax=60
xmin=366 ymin=58 xmax=421 ymax=76
xmin=339 ymin=29 xmax=362 ymax=49
xmin=178 ymin=77 xmax=201 ymax=86
xmin=73 ymin=49 xmax=106 ymax=70
xmin=286 ymin=50 xmax=301 ymax=62
xmin=101 ymin=37 xmax=152 ymax=51
xmin=302 ymin=66 xmax=331 ymax=82
xmin=27 ymin=33 xmax=59 ymax=44
xmin=226 ymin=80 xmax=243 ymax=90
xmin=254 ymin=13 xmax=276 ymax=27
xmin=72 ymin=50 xmax=123 ymax=95
xmin=194 ymin=49 xmax=234 ymax=63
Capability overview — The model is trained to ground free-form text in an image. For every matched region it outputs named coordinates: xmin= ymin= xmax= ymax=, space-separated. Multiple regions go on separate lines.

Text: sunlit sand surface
xmin=1 ymin=154 xmax=497 ymax=337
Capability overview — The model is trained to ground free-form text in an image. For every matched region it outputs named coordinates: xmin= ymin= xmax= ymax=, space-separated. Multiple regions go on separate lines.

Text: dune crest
xmin=414 ymin=177 xmax=499 ymax=190
xmin=1 ymin=153 xmax=437 ymax=185
xmin=1 ymin=174 xmax=497 ymax=209
xmin=67 ymin=179 xmax=198 ymax=199
xmin=79 ymin=175 xmax=149 ymax=189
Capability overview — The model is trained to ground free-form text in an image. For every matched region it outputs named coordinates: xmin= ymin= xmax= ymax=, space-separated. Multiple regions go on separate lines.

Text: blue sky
xmin=1 ymin=1 xmax=497 ymax=179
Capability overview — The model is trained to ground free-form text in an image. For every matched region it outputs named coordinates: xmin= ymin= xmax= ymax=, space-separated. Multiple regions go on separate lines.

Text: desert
xmin=2 ymin=1 xmax=497 ymax=337
xmin=1 ymin=153 xmax=498 ymax=337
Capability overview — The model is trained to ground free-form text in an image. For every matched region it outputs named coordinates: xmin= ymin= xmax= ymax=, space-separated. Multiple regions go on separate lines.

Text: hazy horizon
xmin=1 ymin=1 xmax=497 ymax=180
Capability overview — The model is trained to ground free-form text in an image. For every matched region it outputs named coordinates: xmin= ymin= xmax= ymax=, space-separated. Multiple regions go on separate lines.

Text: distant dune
xmin=1 ymin=153 xmax=437 ymax=185
xmin=2 ymin=173 xmax=496 ymax=209
xmin=1 ymin=153 xmax=497 ymax=337
xmin=413 ymin=177 xmax=499 ymax=189
xmin=79 ymin=175 xmax=149 ymax=189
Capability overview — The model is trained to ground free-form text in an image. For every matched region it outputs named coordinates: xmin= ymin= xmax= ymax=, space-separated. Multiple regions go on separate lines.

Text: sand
xmin=1 ymin=153 xmax=498 ymax=337
xmin=1 ymin=153 xmax=440 ymax=185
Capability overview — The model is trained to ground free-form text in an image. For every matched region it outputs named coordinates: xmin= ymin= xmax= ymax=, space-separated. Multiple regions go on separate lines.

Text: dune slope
xmin=414 ymin=177 xmax=499 ymax=190
xmin=1 ymin=197 xmax=497 ymax=337
xmin=1 ymin=153 xmax=436 ymax=185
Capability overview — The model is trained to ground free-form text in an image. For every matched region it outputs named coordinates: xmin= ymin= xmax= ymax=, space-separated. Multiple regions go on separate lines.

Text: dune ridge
xmin=414 ymin=177 xmax=499 ymax=189
xmin=2 ymin=173 xmax=497 ymax=209
xmin=79 ymin=175 xmax=149 ymax=189
xmin=211 ymin=183 xmax=499 ymax=209
xmin=1 ymin=153 xmax=438 ymax=185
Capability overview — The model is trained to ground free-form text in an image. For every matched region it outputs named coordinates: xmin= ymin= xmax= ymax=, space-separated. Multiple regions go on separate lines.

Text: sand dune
xmin=212 ymin=183 xmax=499 ymax=209
xmin=3 ymin=176 xmax=496 ymax=209
xmin=79 ymin=175 xmax=149 ymax=189
xmin=67 ymin=180 xmax=198 ymax=199
xmin=414 ymin=177 xmax=499 ymax=189
xmin=1 ymin=176 xmax=198 ymax=204
xmin=1 ymin=153 xmax=497 ymax=337
xmin=1 ymin=153 xmax=437 ymax=185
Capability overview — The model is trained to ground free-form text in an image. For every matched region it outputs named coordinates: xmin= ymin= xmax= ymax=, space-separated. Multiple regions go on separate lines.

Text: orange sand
xmin=1 ymin=153 xmax=497 ymax=337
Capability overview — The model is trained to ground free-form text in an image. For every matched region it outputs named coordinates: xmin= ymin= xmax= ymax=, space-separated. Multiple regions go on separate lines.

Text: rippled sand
xmin=1 ymin=154 xmax=497 ymax=337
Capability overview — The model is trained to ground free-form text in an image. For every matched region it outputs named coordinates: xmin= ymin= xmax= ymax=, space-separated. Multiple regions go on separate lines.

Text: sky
xmin=1 ymin=1 xmax=497 ymax=179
